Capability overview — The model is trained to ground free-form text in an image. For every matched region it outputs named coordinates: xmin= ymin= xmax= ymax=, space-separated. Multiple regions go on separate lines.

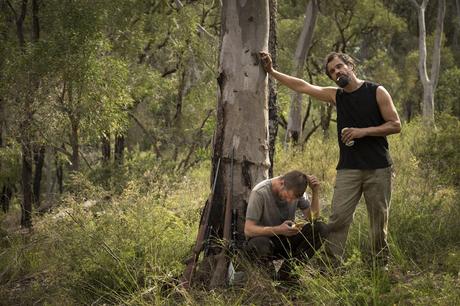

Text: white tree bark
xmin=411 ymin=0 xmax=446 ymax=124
xmin=202 ymin=0 xmax=269 ymax=288
xmin=209 ymin=0 xmax=270 ymax=245
xmin=286 ymin=0 xmax=319 ymax=143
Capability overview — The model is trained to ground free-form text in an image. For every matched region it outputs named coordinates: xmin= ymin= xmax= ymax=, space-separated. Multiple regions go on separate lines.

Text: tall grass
xmin=1 ymin=116 xmax=459 ymax=305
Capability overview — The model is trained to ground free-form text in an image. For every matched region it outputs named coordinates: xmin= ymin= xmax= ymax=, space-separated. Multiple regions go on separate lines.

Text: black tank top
xmin=335 ymin=81 xmax=392 ymax=170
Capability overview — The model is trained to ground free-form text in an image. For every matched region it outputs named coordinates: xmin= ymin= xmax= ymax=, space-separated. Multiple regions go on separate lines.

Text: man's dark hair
xmin=324 ymin=52 xmax=356 ymax=79
xmin=281 ymin=170 xmax=308 ymax=198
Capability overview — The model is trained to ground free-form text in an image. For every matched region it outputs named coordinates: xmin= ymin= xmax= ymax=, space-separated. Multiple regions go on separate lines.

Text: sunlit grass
xmin=1 ymin=117 xmax=459 ymax=305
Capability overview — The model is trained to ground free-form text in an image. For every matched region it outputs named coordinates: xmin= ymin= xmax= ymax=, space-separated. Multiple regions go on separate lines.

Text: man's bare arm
xmin=302 ymin=175 xmax=320 ymax=221
xmin=259 ymin=51 xmax=337 ymax=104
xmin=244 ymin=219 xmax=298 ymax=238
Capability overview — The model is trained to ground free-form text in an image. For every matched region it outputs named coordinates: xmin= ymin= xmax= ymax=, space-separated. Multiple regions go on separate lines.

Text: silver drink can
xmin=341 ymin=128 xmax=355 ymax=146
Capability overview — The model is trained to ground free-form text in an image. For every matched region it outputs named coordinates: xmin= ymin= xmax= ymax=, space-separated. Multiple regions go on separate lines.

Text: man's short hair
xmin=281 ymin=170 xmax=308 ymax=198
xmin=324 ymin=52 xmax=356 ymax=79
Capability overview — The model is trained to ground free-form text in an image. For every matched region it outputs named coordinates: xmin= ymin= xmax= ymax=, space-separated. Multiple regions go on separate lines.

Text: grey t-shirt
xmin=246 ymin=178 xmax=310 ymax=227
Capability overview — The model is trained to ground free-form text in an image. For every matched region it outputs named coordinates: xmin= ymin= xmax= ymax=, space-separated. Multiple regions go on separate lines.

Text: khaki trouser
xmin=325 ymin=167 xmax=392 ymax=263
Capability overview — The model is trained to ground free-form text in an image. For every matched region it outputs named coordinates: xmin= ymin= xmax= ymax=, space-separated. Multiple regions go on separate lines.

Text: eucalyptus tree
xmin=410 ymin=0 xmax=446 ymax=125
xmin=200 ymin=0 xmax=270 ymax=288
xmin=0 ymin=0 xmax=45 ymax=227
xmin=286 ymin=0 xmax=318 ymax=144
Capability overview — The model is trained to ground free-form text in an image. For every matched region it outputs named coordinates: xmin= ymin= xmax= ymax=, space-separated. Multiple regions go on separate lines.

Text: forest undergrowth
xmin=1 ymin=115 xmax=459 ymax=305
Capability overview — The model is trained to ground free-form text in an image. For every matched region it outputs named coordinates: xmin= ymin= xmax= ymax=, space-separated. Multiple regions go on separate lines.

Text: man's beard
xmin=336 ymin=75 xmax=350 ymax=88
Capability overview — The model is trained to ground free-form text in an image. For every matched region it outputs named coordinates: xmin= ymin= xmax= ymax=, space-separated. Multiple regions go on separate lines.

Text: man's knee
xmin=312 ymin=220 xmax=329 ymax=239
xmin=246 ymin=237 xmax=274 ymax=259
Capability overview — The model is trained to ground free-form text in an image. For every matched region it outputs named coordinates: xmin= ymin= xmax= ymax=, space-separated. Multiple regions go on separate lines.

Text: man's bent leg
xmin=245 ymin=236 xmax=277 ymax=277
xmin=246 ymin=236 xmax=275 ymax=260
xmin=289 ymin=221 xmax=328 ymax=259
xmin=363 ymin=167 xmax=392 ymax=264
xmin=325 ymin=169 xmax=363 ymax=263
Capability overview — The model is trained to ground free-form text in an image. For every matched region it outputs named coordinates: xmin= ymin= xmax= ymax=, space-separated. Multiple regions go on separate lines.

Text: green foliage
xmin=437 ymin=67 xmax=460 ymax=117
xmin=0 ymin=172 xmax=200 ymax=304
xmin=389 ymin=115 xmax=460 ymax=263
xmin=412 ymin=113 xmax=460 ymax=186
xmin=0 ymin=142 xmax=20 ymax=185
xmin=1 ymin=0 xmax=460 ymax=304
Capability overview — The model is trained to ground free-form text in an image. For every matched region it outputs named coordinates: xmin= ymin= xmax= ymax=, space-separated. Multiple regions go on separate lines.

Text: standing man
xmin=245 ymin=170 xmax=327 ymax=279
xmin=259 ymin=51 xmax=401 ymax=266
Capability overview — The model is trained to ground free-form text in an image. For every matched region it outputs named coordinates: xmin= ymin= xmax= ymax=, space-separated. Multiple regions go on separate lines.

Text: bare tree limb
xmin=301 ymin=120 xmax=321 ymax=146
xmin=176 ymin=109 xmax=214 ymax=172
xmin=5 ymin=0 xmax=17 ymax=17
xmin=127 ymin=112 xmax=162 ymax=158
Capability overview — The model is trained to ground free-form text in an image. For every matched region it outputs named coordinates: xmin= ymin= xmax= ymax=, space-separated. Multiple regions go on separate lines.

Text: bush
xmin=412 ymin=113 xmax=460 ymax=186
xmin=389 ymin=115 xmax=460 ymax=263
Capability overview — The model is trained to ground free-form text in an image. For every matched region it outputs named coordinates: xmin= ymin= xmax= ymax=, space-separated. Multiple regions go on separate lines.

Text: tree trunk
xmin=55 ymin=148 xmax=64 ymax=194
xmin=403 ymin=100 xmax=414 ymax=123
xmin=101 ymin=132 xmax=111 ymax=163
xmin=205 ymin=0 xmax=269 ymax=287
xmin=69 ymin=120 xmax=80 ymax=172
xmin=320 ymin=104 xmax=333 ymax=139
xmin=1 ymin=185 xmax=13 ymax=213
xmin=286 ymin=0 xmax=319 ymax=144
xmin=411 ymin=0 xmax=446 ymax=125
xmin=0 ymin=114 xmax=13 ymax=213
xmin=21 ymin=143 xmax=33 ymax=227
xmin=268 ymin=0 xmax=278 ymax=178
xmin=32 ymin=145 xmax=45 ymax=208
xmin=15 ymin=0 xmax=38 ymax=228
xmin=114 ymin=135 xmax=125 ymax=165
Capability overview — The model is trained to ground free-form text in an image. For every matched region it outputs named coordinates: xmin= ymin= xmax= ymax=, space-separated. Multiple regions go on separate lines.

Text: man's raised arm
xmin=259 ymin=51 xmax=337 ymax=105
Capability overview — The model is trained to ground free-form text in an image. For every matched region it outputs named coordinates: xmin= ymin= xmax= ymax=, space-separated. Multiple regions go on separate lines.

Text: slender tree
xmin=286 ymin=0 xmax=319 ymax=144
xmin=410 ymin=0 xmax=446 ymax=124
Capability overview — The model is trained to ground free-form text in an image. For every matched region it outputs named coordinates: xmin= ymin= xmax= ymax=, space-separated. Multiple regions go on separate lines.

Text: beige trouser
xmin=325 ymin=167 xmax=392 ymax=263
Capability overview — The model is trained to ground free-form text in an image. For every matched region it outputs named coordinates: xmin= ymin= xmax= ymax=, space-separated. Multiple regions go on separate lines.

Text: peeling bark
xmin=211 ymin=0 xmax=270 ymax=236
xmin=268 ymin=0 xmax=278 ymax=178
xmin=208 ymin=0 xmax=270 ymax=263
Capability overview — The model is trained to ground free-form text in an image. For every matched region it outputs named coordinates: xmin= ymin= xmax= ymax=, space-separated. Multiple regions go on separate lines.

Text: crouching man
xmin=244 ymin=170 xmax=328 ymax=280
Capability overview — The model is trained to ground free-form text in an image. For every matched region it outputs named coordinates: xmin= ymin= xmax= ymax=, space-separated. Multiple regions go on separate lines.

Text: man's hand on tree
xmin=259 ymin=51 xmax=273 ymax=73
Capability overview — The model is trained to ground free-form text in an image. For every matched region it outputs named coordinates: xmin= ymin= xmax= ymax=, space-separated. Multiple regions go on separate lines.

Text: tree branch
xmin=5 ymin=0 xmax=17 ymax=18
xmin=127 ymin=112 xmax=162 ymax=157
xmin=176 ymin=109 xmax=214 ymax=172
xmin=301 ymin=120 xmax=320 ymax=146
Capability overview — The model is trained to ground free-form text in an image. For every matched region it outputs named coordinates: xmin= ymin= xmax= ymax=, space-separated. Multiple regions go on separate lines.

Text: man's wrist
xmin=271 ymin=225 xmax=280 ymax=235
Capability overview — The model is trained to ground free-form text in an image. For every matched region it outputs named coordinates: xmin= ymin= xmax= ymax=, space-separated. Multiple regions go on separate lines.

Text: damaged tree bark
xmin=268 ymin=0 xmax=278 ymax=178
xmin=192 ymin=0 xmax=270 ymax=288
